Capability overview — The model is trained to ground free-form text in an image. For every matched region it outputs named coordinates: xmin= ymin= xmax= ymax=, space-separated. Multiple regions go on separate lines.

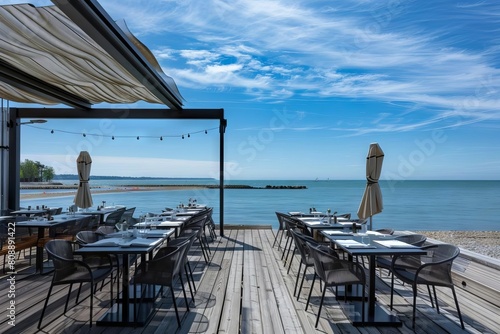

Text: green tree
xmin=20 ymin=159 xmax=39 ymax=181
xmin=42 ymin=166 xmax=55 ymax=182
xmin=20 ymin=159 xmax=54 ymax=181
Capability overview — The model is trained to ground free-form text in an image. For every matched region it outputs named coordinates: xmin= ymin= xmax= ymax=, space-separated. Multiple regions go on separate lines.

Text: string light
xmin=23 ymin=124 xmax=219 ymax=141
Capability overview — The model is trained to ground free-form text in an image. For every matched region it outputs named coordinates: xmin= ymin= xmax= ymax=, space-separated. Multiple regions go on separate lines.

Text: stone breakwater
xmin=415 ymin=231 xmax=500 ymax=260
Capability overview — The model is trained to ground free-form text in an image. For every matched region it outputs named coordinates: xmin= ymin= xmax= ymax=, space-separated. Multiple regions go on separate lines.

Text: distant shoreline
xmin=20 ymin=183 xmax=307 ymax=200
xmin=20 ymin=185 xmax=201 ymax=200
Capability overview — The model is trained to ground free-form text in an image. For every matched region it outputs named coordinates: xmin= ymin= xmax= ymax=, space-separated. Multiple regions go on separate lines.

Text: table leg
xmin=350 ymin=254 xmax=401 ymax=326
xmin=36 ymin=227 xmax=45 ymax=274
xmin=122 ymin=254 xmax=130 ymax=321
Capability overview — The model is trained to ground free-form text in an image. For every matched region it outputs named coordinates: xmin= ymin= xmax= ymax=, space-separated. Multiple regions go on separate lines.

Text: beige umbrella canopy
xmin=357 ymin=143 xmax=384 ymax=230
xmin=74 ymin=151 xmax=93 ymax=209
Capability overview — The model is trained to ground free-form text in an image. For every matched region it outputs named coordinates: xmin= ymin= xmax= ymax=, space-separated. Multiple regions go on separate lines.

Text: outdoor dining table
xmin=74 ymin=232 xmax=172 ymax=326
xmin=296 ymin=217 xmax=363 ymax=238
xmin=77 ymin=206 xmax=121 ymax=224
xmin=321 ymin=232 xmax=427 ymax=327
xmin=15 ymin=214 xmax=89 ymax=274
xmin=135 ymin=214 xmax=192 ymax=237
xmin=11 ymin=208 xmax=48 ymax=217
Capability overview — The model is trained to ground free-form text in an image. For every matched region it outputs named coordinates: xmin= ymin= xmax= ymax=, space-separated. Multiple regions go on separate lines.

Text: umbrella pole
xmin=369 ymin=216 xmax=372 ymax=231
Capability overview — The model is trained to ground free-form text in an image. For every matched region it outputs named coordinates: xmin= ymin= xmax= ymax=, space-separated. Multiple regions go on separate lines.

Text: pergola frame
xmin=0 ymin=1 xmax=228 ymax=235
xmin=5 ymin=107 xmax=227 ymax=236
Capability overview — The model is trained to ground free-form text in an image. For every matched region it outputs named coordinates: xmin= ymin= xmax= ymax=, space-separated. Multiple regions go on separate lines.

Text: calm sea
xmin=20 ymin=179 xmax=500 ymax=231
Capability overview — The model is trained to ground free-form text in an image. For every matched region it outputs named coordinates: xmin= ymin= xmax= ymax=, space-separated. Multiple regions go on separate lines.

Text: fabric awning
xmin=0 ymin=3 xmax=183 ymax=108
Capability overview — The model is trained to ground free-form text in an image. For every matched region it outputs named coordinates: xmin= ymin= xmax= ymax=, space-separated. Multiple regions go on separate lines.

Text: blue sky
xmin=8 ymin=0 xmax=500 ymax=180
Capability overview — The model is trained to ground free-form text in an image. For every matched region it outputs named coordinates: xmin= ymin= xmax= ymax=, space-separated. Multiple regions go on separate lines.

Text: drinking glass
xmin=362 ymin=235 xmax=370 ymax=245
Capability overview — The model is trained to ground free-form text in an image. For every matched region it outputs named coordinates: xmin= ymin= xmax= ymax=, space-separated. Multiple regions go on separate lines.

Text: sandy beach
xmin=20 ymin=185 xmax=204 ymax=200
xmin=414 ymin=231 xmax=500 ymax=260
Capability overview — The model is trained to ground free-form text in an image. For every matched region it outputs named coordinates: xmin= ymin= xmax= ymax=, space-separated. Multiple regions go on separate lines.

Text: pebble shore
xmin=414 ymin=231 xmax=500 ymax=260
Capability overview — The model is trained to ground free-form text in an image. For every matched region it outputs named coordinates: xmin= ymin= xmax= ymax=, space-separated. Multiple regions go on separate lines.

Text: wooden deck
xmin=1 ymin=228 xmax=500 ymax=333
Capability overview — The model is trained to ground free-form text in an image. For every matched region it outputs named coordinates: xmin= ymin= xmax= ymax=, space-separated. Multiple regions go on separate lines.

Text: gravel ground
xmin=413 ymin=231 xmax=500 ymax=260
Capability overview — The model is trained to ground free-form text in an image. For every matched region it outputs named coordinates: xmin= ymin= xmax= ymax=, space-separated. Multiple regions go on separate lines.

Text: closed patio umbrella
xmin=74 ymin=151 xmax=93 ymax=209
xmin=357 ymin=143 xmax=384 ymax=230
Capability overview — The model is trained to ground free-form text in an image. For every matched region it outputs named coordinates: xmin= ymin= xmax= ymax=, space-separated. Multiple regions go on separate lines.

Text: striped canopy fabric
xmin=0 ymin=3 xmax=182 ymax=106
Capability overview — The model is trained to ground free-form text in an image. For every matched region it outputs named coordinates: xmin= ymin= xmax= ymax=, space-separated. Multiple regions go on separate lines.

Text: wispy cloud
xmin=100 ymin=0 xmax=500 ymax=133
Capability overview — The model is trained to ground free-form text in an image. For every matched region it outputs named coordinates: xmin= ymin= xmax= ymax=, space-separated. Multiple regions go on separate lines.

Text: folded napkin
xmin=322 ymin=230 xmax=352 ymax=236
xmin=85 ymin=237 xmax=159 ymax=247
xmin=366 ymin=231 xmax=384 ymax=235
xmin=305 ymin=221 xmax=324 ymax=225
xmin=335 ymin=239 xmax=373 ymax=248
xmin=373 ymin=240 xmax=417 ymax=248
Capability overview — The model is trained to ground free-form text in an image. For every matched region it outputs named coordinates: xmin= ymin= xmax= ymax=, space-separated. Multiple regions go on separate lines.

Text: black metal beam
xmin=52 ymin=0 xmax=183 ymax=110
xmin=14 ymin=108 xmax=223 ymax=120
xmin=8 ymin=107 xmax=226 ymax=234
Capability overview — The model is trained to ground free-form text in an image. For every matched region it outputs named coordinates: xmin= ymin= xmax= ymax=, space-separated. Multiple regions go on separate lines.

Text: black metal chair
xmin=390 ymin=243 xmax=464 ymax=329
xmin=166 ymin=231 xmax=198 ymax=303
xmin=282 ymin=216 xmax=311 ymax=267
xmin=305 ymin=242 xmax=366 ymax=328
xmin=375 ymin=228 xmax=394 ymax=235
xmin=289 ymin=229 xmax=338 ymax=300
xmin=179 ymin=214 xmax=211 ymax=263
xmin=0 ymin=219 xmax=37 ymax=273
xmin=102 ymin=207 xmax=126 ymax=227
xmin=376 ymin=234 xmax=427 ymax=275
xmin=120 ymin=207 xmax=136 ymax=225
xmin=133 ymin=239 xmax=191 ymax=327
xmin=273 ymin=211 xmax=290 ymax=249
xmin=202 ymin=207 xmax=217 ymax=241
xmin=38 ymin=239 xmax=113 ymax=329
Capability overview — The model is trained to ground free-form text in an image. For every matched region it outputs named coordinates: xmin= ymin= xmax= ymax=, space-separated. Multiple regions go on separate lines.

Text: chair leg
xmin=412 ymin=284 xmax=418 ymax=329
xmin=187 ymin=261 xmax=196 ymax=292
xmin=198 ymin=237 xmax=210 ymax=263
xmin=297 ymin=265 xmax=308 ymax=301
xmin=315 ymin=283 xmax=327 ymax=328
xmin=361 ymin=283 xmax=366 ymax=324
xmin=179 ymin=274 xmax=190 ymax=311
xmin=432 ymin=285 xmax=439 ymax=313
xmin=65 ymin=283 xmax=73 ymax=313
xmin=281 ymin=235 xmax=290 ymax=260
xmin=75 ymin=283 xmax=83 ymax=305
xmin=89 ymin=281 xmax=94 ymax=327
xmin=185 ymin=266 xmax=195 ymax=304
xmin=427 ymin=284 xmax=435 ymax=308
xmin=272 ymin=229 xmax=280 ymax=248
xmin=390 ymin=272 xmax=395 ymax=310
xmin=277 ymin=228 xmax=285 ymax=251
xmin=294 ymin=262 xmax=302 ymax=296
xmin=284 ymin=243 xmax=294 ymax=267
xmin=305 ymin=273 xmax=317 ymax=311
xmin=451 ymin=286 xmax=465 ymax=329
xmin=38 ymin=285 xmax=53 ymax=329
xmin=287 ymin=247 xmax=296 ymax=273
xmin=170 ymin=286 xmax=181 ymax=327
